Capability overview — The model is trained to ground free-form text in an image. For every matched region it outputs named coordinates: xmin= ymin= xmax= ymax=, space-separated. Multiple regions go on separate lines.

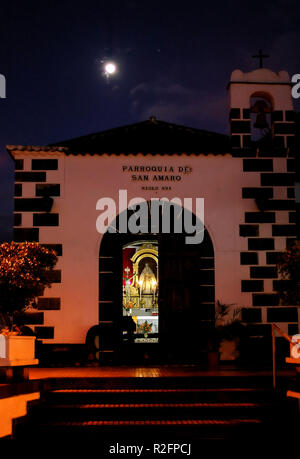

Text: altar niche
xmin=98 ymin=206 xmax=215 ymax=364
xmin=122 ymin=241 xmax=159 ymax=344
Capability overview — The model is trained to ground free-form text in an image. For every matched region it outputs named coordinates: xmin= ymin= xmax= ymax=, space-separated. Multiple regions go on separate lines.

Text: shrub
xmin=0 ymin=241 xmax=57 ymax=329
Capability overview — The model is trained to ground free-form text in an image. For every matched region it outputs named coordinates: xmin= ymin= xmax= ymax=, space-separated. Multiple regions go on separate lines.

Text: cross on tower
xmin=252 ymin=49 xmax=270 ymax=68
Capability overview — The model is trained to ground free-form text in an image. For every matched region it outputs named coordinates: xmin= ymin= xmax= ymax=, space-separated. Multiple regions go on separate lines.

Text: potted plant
xmin=0 ymin=241 xmax=57 ymax=365
xmin=276 ymin=241 xmax=300 ymax=306
xmin=218 ymin=308 xmax=245 ymax=361
xmin=207 ymin=301 xmax=245 ymax=368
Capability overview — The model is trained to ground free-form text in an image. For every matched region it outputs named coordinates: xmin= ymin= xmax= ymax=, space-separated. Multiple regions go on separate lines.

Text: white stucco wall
xmin=12 ymin=152 xmax=260 ymax=344
xmin=229 ymin=68 xmax=293 ymax=110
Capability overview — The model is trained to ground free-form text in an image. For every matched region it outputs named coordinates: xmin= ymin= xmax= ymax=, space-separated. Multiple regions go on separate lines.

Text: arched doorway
xmin=97 ymin=205 xmax=215 ymax=363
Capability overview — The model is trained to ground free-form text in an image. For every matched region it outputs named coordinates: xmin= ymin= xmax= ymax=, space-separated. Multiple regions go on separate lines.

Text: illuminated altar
xmin=122 ymin=241 xmax=159 ymax=342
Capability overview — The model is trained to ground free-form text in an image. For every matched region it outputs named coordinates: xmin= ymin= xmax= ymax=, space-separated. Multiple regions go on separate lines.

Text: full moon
xmin=105 ymin=62 xmax=116 ymax=75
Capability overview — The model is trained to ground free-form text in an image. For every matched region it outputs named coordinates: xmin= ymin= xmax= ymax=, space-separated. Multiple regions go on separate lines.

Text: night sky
xmin=0 ymin=0 xmax=299 ymax=241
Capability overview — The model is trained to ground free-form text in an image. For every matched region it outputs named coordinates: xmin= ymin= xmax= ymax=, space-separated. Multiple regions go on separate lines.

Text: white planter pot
xmin=0 ymin=335 xmax=38 ymax=366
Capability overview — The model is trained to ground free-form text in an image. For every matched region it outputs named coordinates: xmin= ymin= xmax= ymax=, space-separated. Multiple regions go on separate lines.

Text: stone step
xmin=27 ymin=401 xmax=271 ymax=422
xmin=44 ymin=387 xmax=275 ymax=404
xmin=14 ymin=417 xmax=264 ymax=442
xmin=44 ymin=375 xmax=275 ymax=390
xmin=13 ymin=375 xmax=299 ymax=443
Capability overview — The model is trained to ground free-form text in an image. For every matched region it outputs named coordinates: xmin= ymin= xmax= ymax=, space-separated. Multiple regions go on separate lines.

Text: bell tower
xmin=228 ymin=66 xmax=296 ymax=151
xmin=227 ymin=62 xmax=297 ymax=340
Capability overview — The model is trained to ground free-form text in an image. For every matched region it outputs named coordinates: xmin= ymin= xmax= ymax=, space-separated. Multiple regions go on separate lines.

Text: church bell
xmin=254 ymin=111 xmax=269 ymax=129
xmin=251 ymin=99 xmax=271 ymax=130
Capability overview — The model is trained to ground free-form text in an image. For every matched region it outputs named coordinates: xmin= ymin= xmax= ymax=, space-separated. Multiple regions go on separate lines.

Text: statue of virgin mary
xmin=139 ymin=263 xmax=156 ymax=294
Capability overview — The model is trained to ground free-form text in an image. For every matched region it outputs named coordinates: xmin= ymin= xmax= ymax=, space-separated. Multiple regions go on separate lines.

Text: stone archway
xmin=97 ymin=204 xmax=215 ymax=363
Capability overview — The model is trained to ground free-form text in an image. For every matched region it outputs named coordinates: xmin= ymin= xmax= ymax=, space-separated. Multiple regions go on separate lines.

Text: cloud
xmin=130 ymin=81 xmax=194 ymax=98
xmin=129 ymin=78 xmax=228 ymax=132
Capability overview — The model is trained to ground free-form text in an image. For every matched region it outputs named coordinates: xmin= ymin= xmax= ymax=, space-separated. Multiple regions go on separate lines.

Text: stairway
xmin=13 ymin=375 xmax=299 ymax=446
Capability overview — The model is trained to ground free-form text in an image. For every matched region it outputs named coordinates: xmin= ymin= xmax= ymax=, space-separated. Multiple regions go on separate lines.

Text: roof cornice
xmin=6 ymin=145 xmax=68 ymax=152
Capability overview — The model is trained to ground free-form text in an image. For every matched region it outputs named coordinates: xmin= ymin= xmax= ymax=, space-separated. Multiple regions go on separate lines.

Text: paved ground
xmin=27 ymin=366 xmax=295 ymax=379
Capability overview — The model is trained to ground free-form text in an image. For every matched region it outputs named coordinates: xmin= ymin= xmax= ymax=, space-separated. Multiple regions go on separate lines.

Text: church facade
xmin=7 ymin=67 xmax=297 ymax=363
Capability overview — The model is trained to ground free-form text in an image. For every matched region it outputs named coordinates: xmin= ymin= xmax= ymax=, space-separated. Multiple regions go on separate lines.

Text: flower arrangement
xmin=123 ymin=302 xmax=134 ymax=311
xmin=139 ymin=320 xmax=152 ymax=334
xmin=0 ymin=325 xmax=21 ymax=336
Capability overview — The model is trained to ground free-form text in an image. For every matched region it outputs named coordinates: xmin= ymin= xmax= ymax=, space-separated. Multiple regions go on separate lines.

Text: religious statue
xmin=139 ymin=263 xmax=156 ymax=294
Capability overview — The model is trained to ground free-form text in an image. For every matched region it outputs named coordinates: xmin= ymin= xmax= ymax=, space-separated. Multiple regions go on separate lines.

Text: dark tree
xmin=0 ymin=241 xmax=57 ymax=329
xmin=276 ymin=241 xmax=300 ymax=305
